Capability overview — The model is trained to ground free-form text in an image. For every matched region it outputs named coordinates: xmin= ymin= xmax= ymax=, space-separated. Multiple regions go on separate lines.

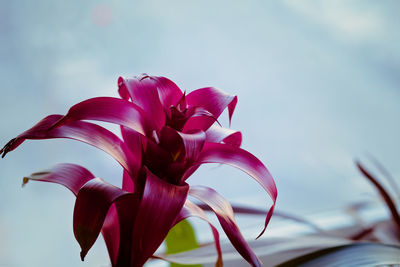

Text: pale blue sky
xmin=0 ymin=1 xmax=399 ymax=266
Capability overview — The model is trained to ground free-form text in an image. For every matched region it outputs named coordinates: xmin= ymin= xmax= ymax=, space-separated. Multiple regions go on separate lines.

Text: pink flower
xmin=1 ymin=74 xmax=277 ymax=267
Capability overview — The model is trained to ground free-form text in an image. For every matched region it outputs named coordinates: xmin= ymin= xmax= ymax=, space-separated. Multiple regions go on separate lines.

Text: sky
xmin=0 ymin=1 xmax=399 ymax=266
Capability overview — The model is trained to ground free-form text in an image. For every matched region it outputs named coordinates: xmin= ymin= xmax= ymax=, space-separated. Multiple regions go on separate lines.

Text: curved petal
xmin=100 ymin=204 xmax=120 ymax=266
xmin=122 ymin=170 xmax=135 ymax=193
xmin=189 ymin=186 xmax=262 ymax=267
xmin=118 ymin=75 xmax=165 ymax=130
xmin=73 ymin=178 xmax=132 ymax=261
xmin=205 ymin=124 xmax=242 ymax=147
xmin=177 ymin=130 xmax=206 ymax=163
xmin=131 ymin=169 xmax=189 ymax=267
xmin=1 ymin=115 xmax=140 ymax=178
xmin=120 ymin=126 xmax=143 ymax=176
xmin=174 ymin=200 xmax=222 ymax=266
xmin=184 ymin=143 xmax=277 ymax=237
xmin=186 ymin=87 xmax=237 ymax=126
xmin=22 ymin=163 xmax=95 ymax=196
xmin=182 ymin=106 xmax=220 ymax=133
xmin=159 ymin=126 xmax=185 ymax=162
xmin=51 ymin=97 xmax=154 ymax=136
xmin=159 ymin=126 xmax=206 ymax=164
xmin=150 ymin=76 xmax=183 ymax=112
xmin=102 ymin=194 xmax=140 ymax=267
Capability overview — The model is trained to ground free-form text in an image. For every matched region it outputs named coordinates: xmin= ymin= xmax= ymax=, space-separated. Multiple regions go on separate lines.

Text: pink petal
xmin=73 ymin=178 xmax=132 ymax=261
xmin=182 ymin=106 xmax=220 ymax=133
xmin=159 ymin=126 xmax=185 ymax=161
xmin=52 ymin=97 xmax=154 ymax=136
xmin=185 ymin=87 xmax=238 ymax=126
xmin=150 ymin=76 xmax=183 ymax=113
xmin=1 ymin=115 xmax=140 ymax=179
xmin=158 ymin=127 xmax=205 ymax=184
xmin=160 ymin=126 xmax=206 ymax=163
xmin=22 ymin=163 xmax=95 ymax=196
xmin=120 ymin=126 xmax=143 ymax=172
xmin=174 ymin=200 xmax=222 ymax=266
xmin=118 ymin=75 xmax=165 ymax=130
xmin=176 ymin=130 xmax=206 ymax=163
xmin=205 ymin=124 xmax=242 ymax=147
xmin=184 ymin=143 xmax=277 ymax=238
xmin=122 ymin=170 xmax=135 ymax=193
xmin=189 ymin=186 xmax=262 ymax=267
xmin=130 ymin=168 xmax=189 ymax=266
xmin=144 ymin=137 xmax=174 ymax=179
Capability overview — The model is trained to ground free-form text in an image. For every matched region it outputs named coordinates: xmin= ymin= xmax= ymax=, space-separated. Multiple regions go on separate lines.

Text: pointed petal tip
xmin=117 ymin=76 xmax=124 ymax=87
xmin=255 ymin=228 xmax=266 ymax=240
xmin=80 ymin=250 xmax=87 ymax=261
xmin=1 ymin=138 xmax=16 ymax=158
xmin=22 ymin=177 xmax=29 ymax=187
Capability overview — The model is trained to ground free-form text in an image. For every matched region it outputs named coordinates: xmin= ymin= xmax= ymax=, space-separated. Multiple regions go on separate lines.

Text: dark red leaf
xmin=73 ymin=178 xmax=132 ymax=261
xmin=102 ymin=194 xmax=140 ymax=267
xmin=130 ymin=169 xmax=189 ymax=266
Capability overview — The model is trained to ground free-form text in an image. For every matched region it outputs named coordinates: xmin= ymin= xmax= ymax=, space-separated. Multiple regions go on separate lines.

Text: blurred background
xmin=0 ymin=0 xmax=399 ymax=266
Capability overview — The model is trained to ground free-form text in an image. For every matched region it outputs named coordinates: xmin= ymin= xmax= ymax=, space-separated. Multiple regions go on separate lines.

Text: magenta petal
xmin=159 ymin=127 xmax=206 ymax=163
xmin=23 ymin=163 xmax=95 ymax=196
xmin=150 ymin=76 xmax=183 ymax=113
xmin=189 ymin=186 xmax=262 ymax=267
xmin=118 ymin=76 xmax=165 ymax=130
xmin=122 ymin=170 xmax=135 ymax=193
xmin=101 ymin=204 xmax=120 ymax=266
xmin=177 ymin=130 xmax=206 ymax=163
xmin=102 ymin=194 xmax=140 ymax=266
xmin=205 ymin=124 xmax=242 ymax=147
xmin=159 ymin=126 xmax=186 ymax=161
xmin=186 ymin=87 xmax=237 ymax=125
xmin=131 ymin=169 xmax=189 ymax=266
xmin=52 ymin=97 xmax=154 ymax=136
xmin=73 ymin=178 xmax=132 ymax=261
xmin=184 ymin=143 xmax=277 ymax=237
xmin=182 ymin=106 xmax=220 ymax=133
xmin=174 ymin=200 xmax=222 ymax=266
xmin=1 ymin=115 xmax=140 ymax=178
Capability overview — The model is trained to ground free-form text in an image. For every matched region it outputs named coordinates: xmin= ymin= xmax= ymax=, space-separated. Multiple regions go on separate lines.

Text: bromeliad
xmin=1 ymin=74 xmax=277 ymax=267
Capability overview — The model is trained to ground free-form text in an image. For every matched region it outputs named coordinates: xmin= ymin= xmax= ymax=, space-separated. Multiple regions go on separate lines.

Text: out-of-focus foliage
xmin=165 ymin=220 xmax=201 ymax=267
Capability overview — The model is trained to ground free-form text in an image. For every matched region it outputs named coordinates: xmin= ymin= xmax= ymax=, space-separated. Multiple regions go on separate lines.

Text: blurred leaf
xmin=276 ymin=243 xmax=400 ymax=267
xmin=158 ymin=235 xmax=353 ymax=266
xmin=165 ymin=219 xmax=202 ymax=267
xmin=196 ymin=203 xmax=326 ymax=234
xmin=356 ymin=161 xmax=400 ymax=235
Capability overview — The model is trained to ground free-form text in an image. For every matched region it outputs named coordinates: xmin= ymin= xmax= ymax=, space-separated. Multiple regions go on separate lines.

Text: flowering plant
xmin=1 ymin=74 xmax=277 ymax=267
